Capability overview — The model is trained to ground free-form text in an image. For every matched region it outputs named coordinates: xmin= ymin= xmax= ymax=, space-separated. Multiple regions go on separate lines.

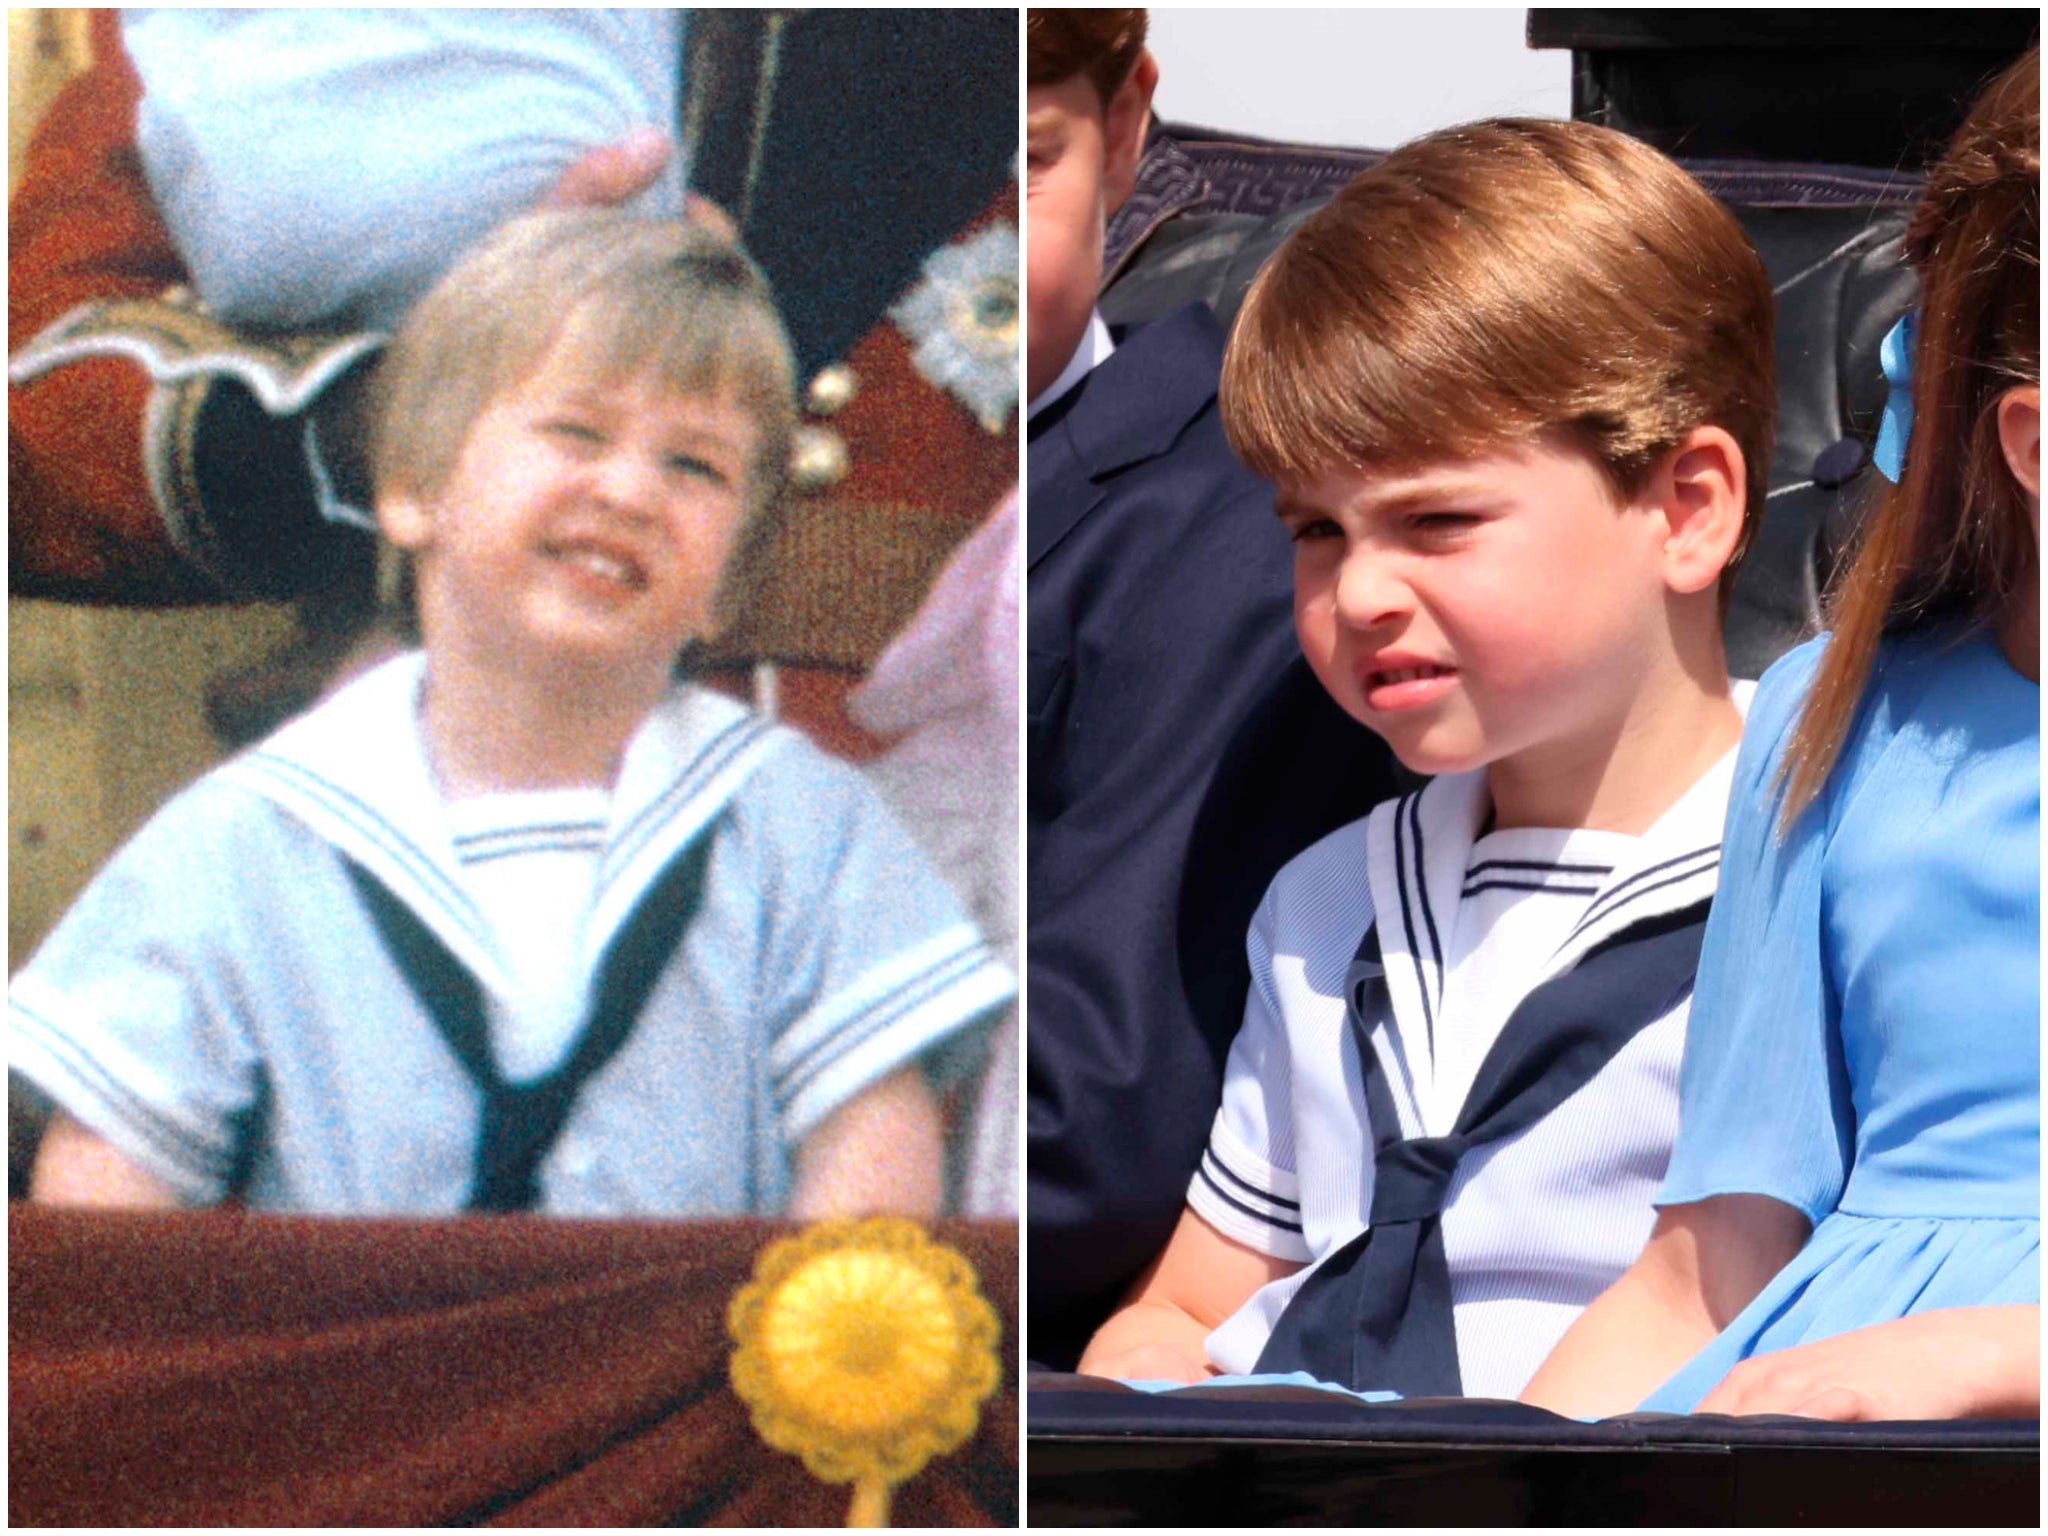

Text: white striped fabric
xmin=447 ymin=788 xmax=608 ymax=1082
xmin=1190 ymin=727 xmax=1745 ymax=1400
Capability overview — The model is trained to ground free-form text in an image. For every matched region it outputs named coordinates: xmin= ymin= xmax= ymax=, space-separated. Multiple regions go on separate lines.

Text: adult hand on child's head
xmin=535 ymin=128 xmax=738 ymax=241
xmin=1693 ymin=1306 xmax=2040 ymax=1421
xmin=540 ymin=126 xmax=673 ymax=209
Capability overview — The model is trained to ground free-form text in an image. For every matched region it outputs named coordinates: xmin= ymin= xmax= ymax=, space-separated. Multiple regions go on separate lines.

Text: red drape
xmin=9 ymin=1207 xmax=1017 ymax=1526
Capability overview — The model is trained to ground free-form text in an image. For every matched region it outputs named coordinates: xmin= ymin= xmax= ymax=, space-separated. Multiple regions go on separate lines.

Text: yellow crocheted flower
xmin=729 ymin=1217 xmax=1001 ymax=1521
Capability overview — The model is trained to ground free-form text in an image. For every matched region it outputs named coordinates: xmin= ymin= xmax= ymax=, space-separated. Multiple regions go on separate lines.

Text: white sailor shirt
xmin=1187 ymin=729 xmax=1743 ymax=1399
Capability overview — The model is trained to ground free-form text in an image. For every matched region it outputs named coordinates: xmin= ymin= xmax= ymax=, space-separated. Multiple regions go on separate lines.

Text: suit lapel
xmin=1024 ymin=400 xmax=1106 ymax=568
xmin=1025 ymin=305 xmax=1234 ymax=571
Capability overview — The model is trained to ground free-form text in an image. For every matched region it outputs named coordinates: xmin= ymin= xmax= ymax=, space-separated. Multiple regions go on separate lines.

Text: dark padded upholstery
xmin=1527 ymin=9 xmax=2040 ymax=170
xmin=1100 ymin=124 xmax=1923 ymax=680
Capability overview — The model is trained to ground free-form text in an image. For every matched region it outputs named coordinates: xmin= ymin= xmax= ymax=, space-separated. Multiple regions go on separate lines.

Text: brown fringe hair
xmin=1778 ymin=48 xmax=2040 ymax=824
xmin=1221 ymin=118 xmax=1777 ymax=590
xmin=1027 ymin=9 xmax=1147 ymax=103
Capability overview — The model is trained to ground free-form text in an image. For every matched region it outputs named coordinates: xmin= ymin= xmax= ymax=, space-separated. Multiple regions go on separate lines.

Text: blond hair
xmin=371 ymin=209 xmax=798 ymax=624
xmin=1222 ymin=118 xmax=1776 ymax=589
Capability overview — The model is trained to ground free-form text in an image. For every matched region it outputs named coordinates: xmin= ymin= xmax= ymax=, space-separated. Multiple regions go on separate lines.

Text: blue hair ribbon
xmin=1872 ymin=311 xmax=1916 ymax=484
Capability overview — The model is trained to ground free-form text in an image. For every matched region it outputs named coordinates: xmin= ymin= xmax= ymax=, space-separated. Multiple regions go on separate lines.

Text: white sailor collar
xmin=220 ymin=651 xmax=785 ymax=995
xmin=1362 ymin=682 xmax=1754 ymax=1123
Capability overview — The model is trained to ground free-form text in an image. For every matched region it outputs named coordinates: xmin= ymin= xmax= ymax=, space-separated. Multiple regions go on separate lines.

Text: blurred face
xmin=1276 ymin=441 xmax=1674 ymax=782
xmin=382 ymin=335 xmax=759 ymax=687
xmin=1025 ymin=57 xmax=1154 ymax=402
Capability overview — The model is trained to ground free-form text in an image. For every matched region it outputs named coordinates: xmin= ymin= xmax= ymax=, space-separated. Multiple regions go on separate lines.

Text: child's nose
xmin=588 ymin=448 xmax=663 ymax=519
xmin=1333 ymin=549 xmax=1412 ymax=629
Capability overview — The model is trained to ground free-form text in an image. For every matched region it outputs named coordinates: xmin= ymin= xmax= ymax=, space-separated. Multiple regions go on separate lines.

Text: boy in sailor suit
xmin=1078 ymin=119 xmax=1777 ymax=1399
xmin=11 ymin=210 xmax=1012 ymax=1217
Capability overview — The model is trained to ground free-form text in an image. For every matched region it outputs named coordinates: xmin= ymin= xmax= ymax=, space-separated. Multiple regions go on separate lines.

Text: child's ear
xmin=1101 ymin=50 xmax=1160 ymax=213
xmin=378 ymin=490 xmax=435 ymax=553
xmin=1996 ymin=384 xmax=2040 ymax=503
xmin=1651 ymin=426 xmax=1746 ymax=596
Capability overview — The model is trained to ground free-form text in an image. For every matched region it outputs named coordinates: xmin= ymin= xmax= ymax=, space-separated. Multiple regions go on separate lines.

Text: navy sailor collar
xmin=221 ymin=651 xmax=783 ymax=1000
xmin=1361 ymin=683 xmax=1752 ymax=1134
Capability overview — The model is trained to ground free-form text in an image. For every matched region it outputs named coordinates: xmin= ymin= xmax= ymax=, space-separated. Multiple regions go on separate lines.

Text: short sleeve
xmin=9 ymin=783 xmax=268 ymax=1203
xmin=1658 ymin=640 xmax=1854 ymax=1221
xmin=746 ymin=743 xmax=1014 ymax=1146
xmin=1185 ymin=887 xmax=1314 ymax=1262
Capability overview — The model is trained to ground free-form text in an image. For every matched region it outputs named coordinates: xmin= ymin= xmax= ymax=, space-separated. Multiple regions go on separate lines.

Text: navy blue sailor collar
xmin=1360 ymin=682 xmax=1754 ymax=1134
xmin=222 ymin=651 xmax=785 ymax=1001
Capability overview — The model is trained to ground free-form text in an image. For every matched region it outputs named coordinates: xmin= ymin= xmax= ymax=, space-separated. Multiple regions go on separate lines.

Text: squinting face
xmin=1026 ymin=76 xmax=1111 ymax=403
xmin=382 ymin=337 xmax=759 ymax=687
xmin=1277 ymin=441 xmax=1673 ymax=782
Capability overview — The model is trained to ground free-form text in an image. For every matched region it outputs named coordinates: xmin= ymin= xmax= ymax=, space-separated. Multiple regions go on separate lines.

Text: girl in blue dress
xmin=1524 ymin=47 xmax=2040 ymax=1421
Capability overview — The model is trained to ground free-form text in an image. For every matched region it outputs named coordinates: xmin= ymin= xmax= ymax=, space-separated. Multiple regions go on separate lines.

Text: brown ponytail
xmin=1779 ymin=48 xmax=2040 ymax=825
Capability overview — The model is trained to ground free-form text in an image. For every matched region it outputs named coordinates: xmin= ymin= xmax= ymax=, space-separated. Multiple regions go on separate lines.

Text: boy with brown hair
xmin=1078 ymin=118 xmax=1776 ymax=1398
xmin=14 ymin=209 xmax=1011 ymax=1216
xmin=1026 ymin=8 xmax=1399 ymax=1368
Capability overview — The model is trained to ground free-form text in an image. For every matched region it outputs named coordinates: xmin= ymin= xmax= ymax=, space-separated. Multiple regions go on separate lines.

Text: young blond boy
xmin=1078 ymin=119 xmax=1776 ymax=1398
xmin=14 ymin=210 xmax=1012 ymax=1217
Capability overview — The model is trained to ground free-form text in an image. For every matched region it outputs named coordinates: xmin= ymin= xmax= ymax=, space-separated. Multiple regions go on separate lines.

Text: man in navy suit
xmin=1025 ymin=9 xmax=1398 ymax=1368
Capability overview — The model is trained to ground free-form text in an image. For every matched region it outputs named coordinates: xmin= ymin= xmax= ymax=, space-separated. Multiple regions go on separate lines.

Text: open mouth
xmin=1361 ymin=662 xmax=1457 ymax=711
xmin=543 ymin=538 xmax=649 ymax=593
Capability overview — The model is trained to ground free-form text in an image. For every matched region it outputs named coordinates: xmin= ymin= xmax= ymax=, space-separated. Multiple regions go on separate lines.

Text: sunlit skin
xmin=380 ymin=341 xmax=759 ymax=797
xmin=1024 ymin=54 xmax=1155 ymax=403
xmin=1275 ymin=433 xmax=1746 ymax=834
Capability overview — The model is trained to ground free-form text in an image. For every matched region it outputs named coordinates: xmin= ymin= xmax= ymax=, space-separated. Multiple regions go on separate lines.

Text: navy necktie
xmin=1254 ymin=902 xmax=1708 ymax=1395
xmin=346 ymin=829 xmax=713 ymax=1212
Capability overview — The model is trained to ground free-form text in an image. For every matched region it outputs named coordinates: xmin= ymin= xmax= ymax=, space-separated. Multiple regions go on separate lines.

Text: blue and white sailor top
xmin=10 ymin=653 xmax=1012 ymax=1215
xmin=1189 ymin=729 xmax=1743 ymax=1399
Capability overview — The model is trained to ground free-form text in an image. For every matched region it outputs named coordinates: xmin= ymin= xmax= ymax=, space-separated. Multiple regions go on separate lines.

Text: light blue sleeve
xmin=122 ymin=10 xmax=687 ymax=330
xmin=8 ymin=780 xmax=270 ymax=1203
xmin=740 ymin=740 xmax=1015 ymax=1146
xmin=1658 ymin=639 xmax=1855 ymax=1222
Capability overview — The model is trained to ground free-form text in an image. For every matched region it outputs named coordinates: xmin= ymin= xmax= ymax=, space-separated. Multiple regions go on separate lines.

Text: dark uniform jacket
xmin=1026 ymin=303 xmax=1399 ymax=1367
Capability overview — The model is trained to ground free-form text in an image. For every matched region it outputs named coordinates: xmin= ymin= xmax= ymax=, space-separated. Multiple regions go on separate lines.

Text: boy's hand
xmin=1075 ymin=1207 xmax=1301 ymax=1384
xmin=1693 ymin=1306 xmax=2040 ymax=1421
xmin=1077 ymin=1317 xmax=1215 ymax=1384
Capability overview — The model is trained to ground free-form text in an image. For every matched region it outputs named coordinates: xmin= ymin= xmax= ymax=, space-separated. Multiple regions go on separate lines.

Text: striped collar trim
xmin=222 ymin=652 xmax=786 ymax=988
xmin=1364 ymin=769 xmax=1489 ymax=1103
xmin=1539 ymin=715 xmax=1747 ymax=982
xmin=1363 ymin=684 xmax=1752 ymax=1090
